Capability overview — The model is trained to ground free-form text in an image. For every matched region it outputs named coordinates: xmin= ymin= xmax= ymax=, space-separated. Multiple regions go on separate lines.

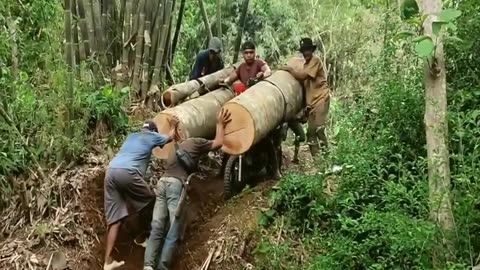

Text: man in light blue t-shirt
xmin=103 ymin=118 xmax=179 ymax=270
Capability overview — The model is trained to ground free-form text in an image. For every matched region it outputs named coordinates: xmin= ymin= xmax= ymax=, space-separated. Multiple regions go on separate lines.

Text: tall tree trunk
xmin=132 ymin=0 xmax=146 ymax=92
xmin=216 ymin=0 xmax=222 ymax=38
xmin=233 ymin=0 xmax=249 ymax=63
xmin=418 ymin=0 xmax=454 ymax=265
xmin=171 ymin=0 xmax=186 ymax=63
xmin=198 ymin=0 xmax=213 ymax=41
xmin=64 ymin=0 xmax=75 ymax=140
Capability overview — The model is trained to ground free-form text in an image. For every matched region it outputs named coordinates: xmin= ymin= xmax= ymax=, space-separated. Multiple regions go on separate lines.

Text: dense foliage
xmin=1 ymin=0 xmax=479 ymax=268
xmin=254 ymin=0 xmax=480 ymax=269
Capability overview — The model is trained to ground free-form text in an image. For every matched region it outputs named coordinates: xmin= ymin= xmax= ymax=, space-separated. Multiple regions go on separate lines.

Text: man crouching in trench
xmin=143 ymin=108 xmax=231 ymax=270
xmin=103 ymin=118 xmax=179 ymax=270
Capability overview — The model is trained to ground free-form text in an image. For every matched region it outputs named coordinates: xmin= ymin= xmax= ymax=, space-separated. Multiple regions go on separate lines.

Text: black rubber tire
xmin=223 ymin=155 xmax=247 ymax=201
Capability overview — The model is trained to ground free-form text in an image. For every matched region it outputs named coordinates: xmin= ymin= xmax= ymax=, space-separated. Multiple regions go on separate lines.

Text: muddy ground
xmin=83 ymin=145 xmax=314 ymax=270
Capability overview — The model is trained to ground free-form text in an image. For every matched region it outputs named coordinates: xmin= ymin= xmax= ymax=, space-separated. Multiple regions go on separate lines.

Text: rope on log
xmin=221 ymin=68 xmax=304 ymax=155
xmin=153 ymin=88 xmax=235 ymax=159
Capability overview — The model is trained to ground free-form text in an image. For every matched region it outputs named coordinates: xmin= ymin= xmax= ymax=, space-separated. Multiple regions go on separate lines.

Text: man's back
xmin=109 ymin=131 xmax=168 ymax=177
xmin=163 ymin=138 xmax=213 ymax=180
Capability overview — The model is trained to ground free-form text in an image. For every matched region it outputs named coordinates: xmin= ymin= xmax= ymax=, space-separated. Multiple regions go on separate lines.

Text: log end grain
xmin=221 ymin=102 xmax=255 ymax=155
xmin=161 ymin=90 xmax=175 ymax=108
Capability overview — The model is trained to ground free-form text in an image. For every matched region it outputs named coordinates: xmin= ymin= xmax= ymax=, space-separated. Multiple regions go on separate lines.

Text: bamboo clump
xmin=66 ymin=0 xmax=192 ymax=106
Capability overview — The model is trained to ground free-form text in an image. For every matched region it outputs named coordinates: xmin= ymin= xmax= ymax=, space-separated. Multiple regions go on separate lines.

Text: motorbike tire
xmin=223 ymin=155 xmax=247 ymax=201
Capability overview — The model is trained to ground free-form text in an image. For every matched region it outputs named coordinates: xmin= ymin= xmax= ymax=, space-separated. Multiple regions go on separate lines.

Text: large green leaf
xmin=412 ymin=35 xmax=431 ymax=43
xmin=415 ymin=38 xmax=435 ymax=57
xmin=437 ymin=9 xmax=462 ymax=22
xmin=432 ymin=21 xmax=447 ymax=36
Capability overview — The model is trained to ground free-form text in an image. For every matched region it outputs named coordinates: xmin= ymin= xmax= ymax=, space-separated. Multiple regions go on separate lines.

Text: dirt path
xmin=84 ymin=145 xmax=311 ymax=270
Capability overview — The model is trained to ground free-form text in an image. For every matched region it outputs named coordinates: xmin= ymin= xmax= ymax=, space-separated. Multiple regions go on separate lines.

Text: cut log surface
xmin=153 ymin=88 xmax=235 ymax=159
xmin=160 ymin=63 xmax=240 ymax=108
xmin=221 ymin=69 xmax=303 ymax=155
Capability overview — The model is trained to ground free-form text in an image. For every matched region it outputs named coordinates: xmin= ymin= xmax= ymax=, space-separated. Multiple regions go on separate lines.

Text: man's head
xmin=208 ymin=37 xmax=223 ymax=61
xmin=241 ymin=41 xmax=256 ymax=64
xmin=142 ymin=120 xmax=158 ymax=133
xmin=299 ymin=37 xmax=316 ymax=61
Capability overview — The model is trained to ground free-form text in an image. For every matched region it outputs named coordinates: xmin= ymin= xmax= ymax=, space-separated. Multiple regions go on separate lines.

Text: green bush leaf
xmin=437 ymin=9 xmax=462 ymax=22
xmin=415 ymin=38 xmax=435 ymax=57
xmin=432 ymin=21 xmax=447 ymax=36
xmin=412 ymin=35 xmax=431 ymax=43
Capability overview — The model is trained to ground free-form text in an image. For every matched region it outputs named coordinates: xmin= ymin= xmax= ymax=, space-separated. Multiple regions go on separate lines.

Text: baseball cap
xmin=142 ymin=120 xmax=158 ymax=132
xmin=208 ymin=37 xmax=223 ymax=53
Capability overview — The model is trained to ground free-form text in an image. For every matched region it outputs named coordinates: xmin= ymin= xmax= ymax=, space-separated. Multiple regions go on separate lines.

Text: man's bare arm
xmin=280 ymin=66 xmax=308 ymax=80
xmin=210 ymin=108 xmax=231 ymax=150
xmin=223 ymin=70 xmax=238 ymax=85
xmin=261 ymin=63 xmax=272 ymax=78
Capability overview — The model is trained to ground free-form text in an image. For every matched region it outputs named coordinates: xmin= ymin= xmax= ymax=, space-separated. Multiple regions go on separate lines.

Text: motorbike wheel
xmin=223 ymin=155 xmax=247 ymax=201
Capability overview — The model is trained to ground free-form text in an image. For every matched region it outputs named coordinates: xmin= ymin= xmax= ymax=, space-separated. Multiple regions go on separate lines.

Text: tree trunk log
xmin=419 ymin=0 xmax=454 ymax=265
xmin=160 ymin=63 xmax=239 ymax=108
xmin=152 ymin=88 xmax=235 ymax=159
xmin=221 ymin=69 xmax=303 ymax=155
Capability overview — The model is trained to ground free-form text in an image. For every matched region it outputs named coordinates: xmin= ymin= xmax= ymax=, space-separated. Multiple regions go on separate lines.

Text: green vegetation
xmin=254 ymin=0 xmax=480 ymax=269
xmin=1 ymin=0 xmax=479 ymax=268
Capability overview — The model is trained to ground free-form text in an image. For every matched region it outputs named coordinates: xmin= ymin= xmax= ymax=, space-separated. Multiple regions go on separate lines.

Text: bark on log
xmin=160 ymin=63 xmax=239 ymax=108
xmin=221 ymin=70 xmax=303 ymax=155
xmin=152 ymin=88 xmax=235 ymax=159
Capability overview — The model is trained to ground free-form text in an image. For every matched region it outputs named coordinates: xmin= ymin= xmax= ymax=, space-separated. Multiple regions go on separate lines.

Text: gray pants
xmin=104 ymin=168 xmax=154 ymax=225
xmin=144 ymin=177 xmax=183 ymax=270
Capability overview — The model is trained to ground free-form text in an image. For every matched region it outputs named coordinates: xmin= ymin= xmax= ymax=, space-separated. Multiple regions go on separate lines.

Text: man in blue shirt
xmin=103 ymin=118 xmax=179 ymax=270
xmin=189 ymin=37 xmax=224 ymax=80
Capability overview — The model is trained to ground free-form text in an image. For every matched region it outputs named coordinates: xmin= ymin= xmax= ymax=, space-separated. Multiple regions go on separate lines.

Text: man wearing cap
xmin=280 ymin=37 xmax=330 ymax=157
xmin=143 ymin=108 xmax=231 ymax=270
xmin=103 ymin=118 xmax=179 ymax=270
xmin=190 ymin=37 xmax=224 ymax=80
xmin=222 ymin=40 xmax=272 ymax=93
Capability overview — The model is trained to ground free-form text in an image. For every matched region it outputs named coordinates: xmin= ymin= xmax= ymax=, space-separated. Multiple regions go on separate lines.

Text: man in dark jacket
xmin=190 ymin=37 xmax=224 ymax=80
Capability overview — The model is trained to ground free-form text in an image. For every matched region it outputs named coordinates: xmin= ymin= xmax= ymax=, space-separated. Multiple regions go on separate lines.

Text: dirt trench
xmin=83 ymin=169 xmax=261 ymax=270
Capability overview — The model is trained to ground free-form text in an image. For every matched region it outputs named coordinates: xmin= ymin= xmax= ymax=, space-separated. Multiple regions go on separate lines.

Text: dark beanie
xmin=241 ymin=41 xmax=256 ymax=51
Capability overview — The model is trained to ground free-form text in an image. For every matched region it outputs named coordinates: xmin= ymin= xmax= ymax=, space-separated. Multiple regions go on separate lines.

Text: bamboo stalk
xmin=77 ymin=0 xmax=92 ymax=56
xmin=233 ymin=0 xmax=249 ymax=63
xmin=83 ymin=0 xmax=96 ymax=53
xmin=64 ymin=0 xmax=75 ymax=139
xmin=121 ymin=0 xmax=132 ymax=66
xmin=140 ymin=0 xmax=153 ymax=99
xmin=72 ymin=0 xmax=83 ymax=63
xmin=132 ymin=0 xmax=146 ymax=92
xmin=92 ymin=0 xmax=104 ymax=52
xmin=171 ymin=0 xmax=185 ymax=63
xmin=151 ymin=0 xmax=172 ymax=86
xmin=101 ymin=0 xmax=108 ymax=52
xmin=198 ymin=0 xmax=212 ymax=41
xmin=150 ymin=0 xmax=165 ymax=64
xmin=131 ymin=0 xmax=142 ymax=39
xmin=216 ymin=0 xmax=221 ymax=38
xmin=7 ymin=17 xmax=19 ymax=79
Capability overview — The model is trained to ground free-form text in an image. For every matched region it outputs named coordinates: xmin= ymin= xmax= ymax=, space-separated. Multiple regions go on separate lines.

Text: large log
xmin=153 ymin=88 xmax=235 ymax=159
xmin=221 ymin=69 xmax=304 ymax=155
xmin=160 ymin=63 xmax=239 ymax=108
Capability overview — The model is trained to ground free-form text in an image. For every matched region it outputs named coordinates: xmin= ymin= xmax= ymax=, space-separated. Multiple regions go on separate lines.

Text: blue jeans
xmin=144 ymin=177 xmax=183 ymax=270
